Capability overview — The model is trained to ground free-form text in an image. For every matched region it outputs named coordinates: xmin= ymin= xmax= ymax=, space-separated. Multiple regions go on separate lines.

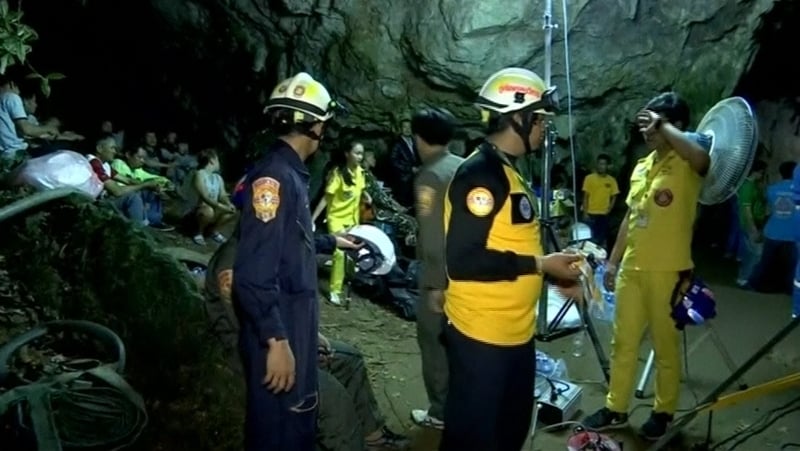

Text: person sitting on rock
xmin=111 ymin=147 xmax=175 ymax=231
xmin=167 ymin=139 xmax=198 ymax=186
xmin=203 ymin=236 xmax=412 ymax=451
xmin=87 ymin=136 xmax=161 ymax=226
xmin=177 ymin=148 xmax=236 ymax=245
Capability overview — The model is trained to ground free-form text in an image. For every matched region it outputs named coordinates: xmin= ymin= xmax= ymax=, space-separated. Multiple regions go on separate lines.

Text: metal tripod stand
xmin=649 ymin=315 xmax=800 ymax=450
xmin=532 ymin=120 xmax=611 ymax=384
xmin=634 ymin=322 xmax=747 ymax=400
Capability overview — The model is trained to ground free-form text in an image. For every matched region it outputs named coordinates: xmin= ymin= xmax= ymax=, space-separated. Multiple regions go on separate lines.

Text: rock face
xmin=149 ymin=0 xmax=778 ymax=165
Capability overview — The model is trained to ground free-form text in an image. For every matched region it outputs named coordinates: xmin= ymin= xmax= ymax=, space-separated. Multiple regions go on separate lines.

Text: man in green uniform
xmin=736 ymin=159 xmax=767 ymax=287
xmin=205 ymin=238 xmax=410 ymax=451
xmin=408 ymin=107 xmax=463 ymax=430
xmin=440 ymin=67 xmax=582 ymax=451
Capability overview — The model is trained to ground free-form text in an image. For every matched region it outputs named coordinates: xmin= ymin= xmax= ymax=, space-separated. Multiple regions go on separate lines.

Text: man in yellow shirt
xmin=581 ymin=153 xmax=619 ymax=246
xmin=583 ymin=92 xmax=710 ymax=441
xmin=440 ymin=67 xmax=582 ymax=451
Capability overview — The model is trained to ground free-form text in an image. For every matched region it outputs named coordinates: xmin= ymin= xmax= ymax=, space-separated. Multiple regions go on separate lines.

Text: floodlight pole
xmin=535 ymin=0 xmax=557 ymax=337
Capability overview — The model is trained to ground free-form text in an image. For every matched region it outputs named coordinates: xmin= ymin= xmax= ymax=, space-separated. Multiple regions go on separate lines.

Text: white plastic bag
xmin=14 ymin=150 xmax=104 ymax=199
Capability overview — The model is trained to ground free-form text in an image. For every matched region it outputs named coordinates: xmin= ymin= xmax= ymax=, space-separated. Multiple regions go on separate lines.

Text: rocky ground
xmin=172 ymin=225 xmax=800 ymax=451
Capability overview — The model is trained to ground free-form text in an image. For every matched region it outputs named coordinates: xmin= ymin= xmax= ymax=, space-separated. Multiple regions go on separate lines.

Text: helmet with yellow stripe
xmin=475 ymin=68 xmax=559 ymax=153
xmin=476 ymin=68 xmax=558 ymax=117
xmin=264 ymin=72 xmax=339 ymax=123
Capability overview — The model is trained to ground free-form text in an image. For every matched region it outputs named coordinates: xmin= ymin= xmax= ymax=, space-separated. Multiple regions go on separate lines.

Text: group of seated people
xmin=0 ymin=70 xmax=236 ymax=244
xmin=87 ymin=133 xmax=237 ymax=244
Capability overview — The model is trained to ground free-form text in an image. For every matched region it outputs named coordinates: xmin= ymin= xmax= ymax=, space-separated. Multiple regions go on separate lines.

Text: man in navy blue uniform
xmin=233 ymin=72 xmax=344 ymax=451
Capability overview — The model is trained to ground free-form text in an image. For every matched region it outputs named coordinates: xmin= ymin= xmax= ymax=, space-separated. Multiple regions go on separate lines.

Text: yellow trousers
xmin=327 ymin=220 xmax=351 ymax=295
xmin=606 ymin=270 xmax=682 ymax=414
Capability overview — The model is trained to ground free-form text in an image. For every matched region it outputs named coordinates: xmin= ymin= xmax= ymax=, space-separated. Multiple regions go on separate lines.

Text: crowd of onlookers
xmin=722 ymin=159 xmax=798 ymax=293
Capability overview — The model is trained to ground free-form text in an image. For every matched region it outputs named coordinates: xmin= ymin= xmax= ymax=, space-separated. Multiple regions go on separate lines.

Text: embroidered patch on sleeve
xmin=252 ymin=177 xmax=281 ymax=223
xmin=654 ymin=188 xmax=674 ymax=207
xmin=417 ymin=185 xmax=436 ymax=217
xmin=217 ymin=269 xmax=234 ymax=300
xmin=466 ymin=187 xmax=494 ymax=217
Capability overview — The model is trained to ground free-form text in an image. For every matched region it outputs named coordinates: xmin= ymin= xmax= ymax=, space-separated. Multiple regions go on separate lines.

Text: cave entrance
xmin=734 ymin=0 xmax=800 ymax=170
xmin=616 ymin=0 xmax=800 ymax=252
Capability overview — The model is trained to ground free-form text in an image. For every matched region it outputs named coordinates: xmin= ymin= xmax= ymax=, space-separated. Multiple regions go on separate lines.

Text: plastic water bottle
xmin=571 ymin=331 xmax=585 ymax=357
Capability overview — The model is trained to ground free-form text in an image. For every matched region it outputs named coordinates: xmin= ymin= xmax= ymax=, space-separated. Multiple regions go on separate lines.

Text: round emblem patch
xmin=654 ymin=189 xmax=673 ymax=207
xmin=466 ymin=187 xmax=494 ymax=217
xmin=293 ymin=85 xmax=306 ymax=97
xmin=519 ymin=196 xmax=532 ymax=220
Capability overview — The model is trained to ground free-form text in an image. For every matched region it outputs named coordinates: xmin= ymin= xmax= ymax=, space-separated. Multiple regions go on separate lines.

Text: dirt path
xmin=319 ymin=256 xmax=800 ymax=451
xmin=163 ymin=226 xmax=800 ymax=450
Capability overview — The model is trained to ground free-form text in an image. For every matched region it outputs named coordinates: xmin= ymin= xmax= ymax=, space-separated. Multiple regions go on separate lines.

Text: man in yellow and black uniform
xmin=439 ymin=67 xmax=582 ymax=451
xmin=583 ymin=92 xmax=710 ymax=441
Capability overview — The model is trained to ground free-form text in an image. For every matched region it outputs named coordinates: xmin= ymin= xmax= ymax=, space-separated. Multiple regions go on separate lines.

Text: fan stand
xmin=634 ymin=322 xmax=747 ymax=401
xmin=648 ymin=315 xmax=800 ymax=450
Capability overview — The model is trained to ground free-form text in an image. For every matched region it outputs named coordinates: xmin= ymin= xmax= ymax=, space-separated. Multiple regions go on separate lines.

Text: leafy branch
xmin=0 ymin=0 xmax=65 ymax=97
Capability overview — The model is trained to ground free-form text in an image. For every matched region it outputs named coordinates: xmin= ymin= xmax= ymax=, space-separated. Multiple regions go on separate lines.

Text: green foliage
xmin=0 ymin=190 xmax=243 ymax=450
xmin=0 ymin=0 xmax=36 ymax=75
xmin=0 ymin=0 xmax=65 ymax=97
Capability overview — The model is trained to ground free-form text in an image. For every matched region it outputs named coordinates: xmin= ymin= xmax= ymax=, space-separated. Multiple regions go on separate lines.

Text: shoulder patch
xmin=466 ymin=187 xmax=494 ymax=217
xmin=654 ymin=188 xmax=674 ymax=207
xmin=251 ymin=177 xmax=281 ymax=223
xmin=217 ymin=269 xmax=234 ymax=299
xmin=417 ymin=185 xmax=436 ymax=217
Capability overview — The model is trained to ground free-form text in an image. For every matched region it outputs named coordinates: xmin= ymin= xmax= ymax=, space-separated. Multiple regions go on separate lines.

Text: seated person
xmin=19 ymin=89 xmax=84 ymax=156
xmin=167 ymin=140 xmax=198 ymax=186
xmin=111 ymin=147 xmax=175 ymax=231
xmin=204 ymin=236 xmax=411 ymax=451
xmin=140 ymin=131 xmax=174 ymax=174
xmin=87 ymin=136 xmax=160 ymax=225
xmin=0 ymin=72 xmax=59 ymax=165
xmin=177 ymin=148 xmax=235 ymax=245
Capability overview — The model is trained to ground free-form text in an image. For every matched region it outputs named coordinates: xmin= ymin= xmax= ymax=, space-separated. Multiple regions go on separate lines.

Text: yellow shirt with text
xmin=621 ymin=150 xmax=702 ymax=272
xmin=582 ymin=173 xmax=619 ymax=215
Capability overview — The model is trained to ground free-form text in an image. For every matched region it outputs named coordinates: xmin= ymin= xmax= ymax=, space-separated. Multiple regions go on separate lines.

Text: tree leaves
xmin=0 ymin=0 xmax=41 ymax=80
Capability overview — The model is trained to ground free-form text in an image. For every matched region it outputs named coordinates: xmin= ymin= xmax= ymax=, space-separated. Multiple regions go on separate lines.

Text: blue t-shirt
xmin=763 ymin=180 xmax=796 ymax=242
xmin=793 ymin=165 xmax=800 ymax=202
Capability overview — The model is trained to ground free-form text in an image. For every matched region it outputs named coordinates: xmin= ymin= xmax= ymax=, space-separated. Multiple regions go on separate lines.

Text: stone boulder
xmin=149 ymin=0 xmax=778 ymax=164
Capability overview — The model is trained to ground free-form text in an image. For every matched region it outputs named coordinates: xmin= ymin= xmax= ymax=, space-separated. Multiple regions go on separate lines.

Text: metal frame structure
xmin=648 ymin=316 xmax=800 ymax=450
xmin=531 ymin=0 xmax=611 ymax=383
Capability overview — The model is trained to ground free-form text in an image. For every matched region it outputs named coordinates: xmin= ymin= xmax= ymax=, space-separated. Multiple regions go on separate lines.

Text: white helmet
xmin=264 ymin=72 xmax=337 ymax=122
xmin=344 ymin=224 xmax=396 ymax=276
xmin=475 ymin=68 xmax=558 ymax=116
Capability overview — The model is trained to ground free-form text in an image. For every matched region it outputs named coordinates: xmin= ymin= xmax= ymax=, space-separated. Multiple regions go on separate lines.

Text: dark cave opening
xmin=18 ymin=0 xmax=273 ymax=161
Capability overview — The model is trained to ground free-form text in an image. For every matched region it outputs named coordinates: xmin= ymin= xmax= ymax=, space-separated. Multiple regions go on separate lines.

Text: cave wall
xmin=756 ymin=100 xmax=800 ymax=179
xmin=146 ymin=0 xmax=777 ymax=165
xmin=17 ymin=0 xmax=787 ymax=173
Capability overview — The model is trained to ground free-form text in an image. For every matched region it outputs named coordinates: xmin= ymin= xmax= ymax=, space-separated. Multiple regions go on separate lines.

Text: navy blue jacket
xmin=232 ymin=140 xmax=322 ymax=407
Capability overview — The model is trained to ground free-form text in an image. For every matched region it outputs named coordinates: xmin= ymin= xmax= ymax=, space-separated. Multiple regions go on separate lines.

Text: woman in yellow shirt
xmin=312 ymin=142 xmax=372 ymax=305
